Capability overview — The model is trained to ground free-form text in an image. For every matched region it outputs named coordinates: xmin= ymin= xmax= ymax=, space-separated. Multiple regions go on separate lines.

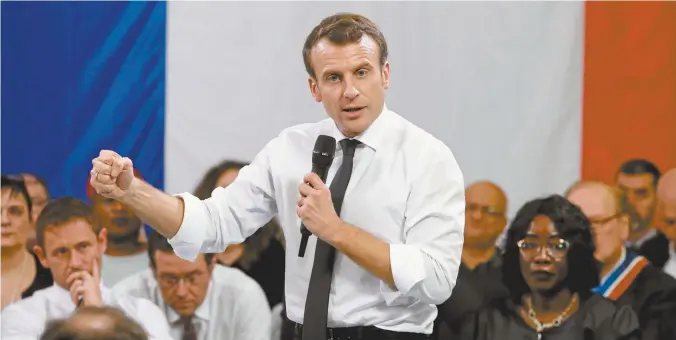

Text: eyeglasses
xmin=588 ymin=212 xmax=621 ymax=231
xmin=517 ymin=238 xmax=570 ymax=258
xmin=466 ymin=203 xmax=505 ymax=219
xmin=157 ymin=272 xmax=205 ymax=287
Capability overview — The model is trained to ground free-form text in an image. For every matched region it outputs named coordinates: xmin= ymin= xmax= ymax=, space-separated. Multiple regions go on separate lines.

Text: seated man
xmin=113 ymin=229 xmax=271 ymax=340
xmin=567 ymin=181 xmax=676 ymax=340
xmin=1 ymin=197 xmax=172 ymax=339
xmin=656 ymin=168 xmax=676 ymax=278
xmin=40 ymin=306 xmax=148 ymax=340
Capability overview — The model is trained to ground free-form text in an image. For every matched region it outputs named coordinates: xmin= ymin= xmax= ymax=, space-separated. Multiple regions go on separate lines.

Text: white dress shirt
xmin=0 ymin=284 xmax=172 ymax=340
xmin=168 ymin=107 xmax=465 ymax=334
xmin=664 ymin=242 xmax=676 ymax=279
xmin=113 ymin=264 xmax=272 ymax=340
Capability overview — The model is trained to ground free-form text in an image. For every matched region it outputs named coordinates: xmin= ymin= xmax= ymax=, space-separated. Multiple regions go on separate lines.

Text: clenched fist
xmin=90 ymin=150 xmax=135 ymax=199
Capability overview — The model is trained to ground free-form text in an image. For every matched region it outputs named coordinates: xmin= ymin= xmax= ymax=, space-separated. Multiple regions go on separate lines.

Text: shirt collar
xmin=166 ymin=280 xmax=213 ymax=324
xmin=328 ymin=104 xmax=393 ymax=152
xmin=600 ymin=247 xmax=627 ymax=284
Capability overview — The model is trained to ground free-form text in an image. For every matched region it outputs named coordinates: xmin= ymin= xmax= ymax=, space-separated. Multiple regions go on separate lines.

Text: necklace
xmin=525 ymin=293 xmax=578 ymax=340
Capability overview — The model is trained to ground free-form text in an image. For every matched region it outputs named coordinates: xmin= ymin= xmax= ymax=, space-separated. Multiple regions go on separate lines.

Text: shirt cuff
xmin=381 ymin=244 xmax=426 ymax=304
xmin=167 ymin=193 xmax=207 ymax=262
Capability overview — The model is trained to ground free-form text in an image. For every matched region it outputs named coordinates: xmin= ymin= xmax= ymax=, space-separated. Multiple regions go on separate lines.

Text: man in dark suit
xmin=433 ymin=182 xmax=510 ymax=339
xmin=568 ymin=181 xmax=676 ymax=340
xmin=616 ymin=159 xmax=670 ymax=268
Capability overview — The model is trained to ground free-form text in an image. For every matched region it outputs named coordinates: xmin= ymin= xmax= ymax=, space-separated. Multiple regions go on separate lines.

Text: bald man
xmin=567 ymin=181 xmax=676 ymax=340
xmin=432 ymin=181 xmax=509 ymax=339
xmin=657 ymin=169 xmax=676 ymax=279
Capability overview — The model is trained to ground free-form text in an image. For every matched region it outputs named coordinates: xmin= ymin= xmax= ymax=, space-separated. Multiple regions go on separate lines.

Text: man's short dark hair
xmin=302 ymin=13 xmax=388 ymax=79
xmin=147 ymin=229 xmax=214 ymax=267
xmin=617 ymin=159 xmax=661 ymax=186
xmin=501 ymin=194 xmax=600 ymax=301
xmin=40 ymin=306 xmax=147 ymax=340
xmin=36 ymin=197 xmax=99 ymax=249
xmin=193 ymin=159 xmax=249 ymax=200
xmin=1 ymin=174 xmax=33 ymax=218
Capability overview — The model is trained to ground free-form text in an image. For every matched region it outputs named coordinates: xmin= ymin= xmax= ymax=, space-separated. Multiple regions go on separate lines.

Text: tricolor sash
xmin=592 ymin=251 xmax=648 ymax=301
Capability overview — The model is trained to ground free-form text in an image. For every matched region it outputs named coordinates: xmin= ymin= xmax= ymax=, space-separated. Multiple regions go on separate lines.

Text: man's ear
xmin=33 ymin=245 xmax=50 ymax=269
xmin=381 ymin=61 xmax=390 ymax=89
xmin=308 ymin=77 xmax=322 ymax=103
xmin=97 ymin=228 xmax=108 ymax=254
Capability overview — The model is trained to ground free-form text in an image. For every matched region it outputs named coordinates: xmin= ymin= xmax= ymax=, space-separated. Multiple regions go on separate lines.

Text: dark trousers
xmin=281 ymin=317 xmax=430 ymax=340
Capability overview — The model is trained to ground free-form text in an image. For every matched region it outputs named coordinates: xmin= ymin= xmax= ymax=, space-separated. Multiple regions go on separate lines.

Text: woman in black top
xmin=1 ymin=175 xmax=53 ymax=310
xmin=460 ymin=195 xmax=640 ymax=340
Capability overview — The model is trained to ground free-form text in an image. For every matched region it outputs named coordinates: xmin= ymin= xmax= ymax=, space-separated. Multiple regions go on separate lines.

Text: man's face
xmin=92 ymin=196 xmax=142 ymax=242
xmin=464 ymin=183 xmax=507 ymax=248
xmin=567 ymin=186 xmax=628 ymax=265
xmin=22 ymin=174 xmax=49 ymax=221
xmin=616 ymin=173 xmax=657 ymax=232
xmin=35 ymin=219 xmax=107 ymax=289
xmin=308 ymin=35 xmax=390 ymax=138
xmin=1 ymin=189 xmax=32 ymax=249
xmin=657 ymin=199 xmax=676 ymax=243
xmin=153 ymin=251 xmax=212 ymax=317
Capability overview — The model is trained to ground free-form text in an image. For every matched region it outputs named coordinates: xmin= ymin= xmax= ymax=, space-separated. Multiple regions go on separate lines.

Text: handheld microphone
xmin=298 ymin=135 xmax=336 ymax=257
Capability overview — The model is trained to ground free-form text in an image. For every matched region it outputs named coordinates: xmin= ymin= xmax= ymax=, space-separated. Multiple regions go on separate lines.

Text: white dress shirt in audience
xmin=0 ymin=284 xmax=172 ymax=340
xmin=101 ymin=252 xmax=150 ymax=286
xmin=168 ymin=107 xmax=465 ymax=334
xmin=113 ymin=264 xmax=271 ymax=340
xmin=665 ymin=243 xmax=676 ymax=279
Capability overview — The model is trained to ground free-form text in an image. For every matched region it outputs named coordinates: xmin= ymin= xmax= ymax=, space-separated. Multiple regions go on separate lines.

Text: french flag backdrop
xmin=3 ymin=1 xmax=675 ymax=218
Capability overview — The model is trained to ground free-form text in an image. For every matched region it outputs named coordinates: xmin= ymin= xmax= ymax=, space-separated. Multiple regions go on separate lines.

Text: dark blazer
xmin=631 ymin=231 xmax=670 ymax=269
xmin=615 ymin=262 xmax=676 ymax=340
xmin=460 ymin=294 xmax=641 ymax=340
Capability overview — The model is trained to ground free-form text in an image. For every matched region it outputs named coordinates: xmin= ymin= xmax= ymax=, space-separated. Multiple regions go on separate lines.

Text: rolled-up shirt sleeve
xmin=168 ymin=139 xmax=279 ymax=262
xmin=381 ymin=148 xmax=465 ymax=305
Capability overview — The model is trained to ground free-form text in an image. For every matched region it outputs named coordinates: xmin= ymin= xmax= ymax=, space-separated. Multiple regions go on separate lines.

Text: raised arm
xmin=90 ymin=140 xmax=278 ymax=262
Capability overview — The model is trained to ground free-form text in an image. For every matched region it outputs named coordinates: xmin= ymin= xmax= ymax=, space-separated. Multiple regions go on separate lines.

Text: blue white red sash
xmin=592 ymin=250 xmax=648 ymax=300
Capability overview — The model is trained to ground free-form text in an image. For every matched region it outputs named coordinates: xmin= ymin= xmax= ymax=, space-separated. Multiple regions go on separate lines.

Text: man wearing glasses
xmin=567 ymin=181 xmax=676 ymax=340
xmin=433 ymin=181 xmax=509 ymax=339
xmin=113 ymin=229 xmax=271 ymax=340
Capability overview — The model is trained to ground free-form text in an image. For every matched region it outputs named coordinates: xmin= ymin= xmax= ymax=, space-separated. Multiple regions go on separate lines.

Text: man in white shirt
xmin=656 ymin=168 xmax=676 ymax=279
xmin=89 ymin=12 xmax=465 ymax=340
xmin=113 ymin=229 xmax=271 ymax=340
xmin=1 ymin=197 xmax=172 ymax=340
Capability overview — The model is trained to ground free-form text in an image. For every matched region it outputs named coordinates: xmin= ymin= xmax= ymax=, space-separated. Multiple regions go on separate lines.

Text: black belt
xmin=282 ymin=318 xmax=430 ymax=340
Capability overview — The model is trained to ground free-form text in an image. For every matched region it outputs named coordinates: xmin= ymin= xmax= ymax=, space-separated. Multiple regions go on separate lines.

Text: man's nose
xmin=175 ymin=280 xmax=189 ymax=297
xmin=69 ymin=251 xmax=86 ymax=268
xmin=342 ymin=81 xmax=359 ymax=99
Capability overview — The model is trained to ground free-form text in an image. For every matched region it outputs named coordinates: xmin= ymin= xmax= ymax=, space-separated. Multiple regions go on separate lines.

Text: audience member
xmin=87 ymin=169 xmax=149 ymax=285
xmin=40 ymin=306 xmax=148 ymax=340
xmin=433 ymin=181 xmax=509 ymax=338
xmin=656 ymin=168 xmax=676 ymax=278
xmin=1 ymin=175 xmax=53 ymax=309
xmin=193 ymin=159 xmax=286 ymax=308
xmin=1 ymin=197 xmax=172 ymax=339
xmin=22 ymin=173 xmax=50 ymax=222
xmin=460 ymin=195 xmax=640 ymax=340
xmin=616 ymin=159 xmax=670 ymax=268
xmin=567 ymin=181 xmax=676 ymax=340
xmin=114 ymin=229 xmax=271 ymax=340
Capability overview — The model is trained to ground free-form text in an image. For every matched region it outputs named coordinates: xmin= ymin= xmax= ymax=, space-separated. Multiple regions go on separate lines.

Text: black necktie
xmin=302 ymin=138 xmax=361 ymax=340
xmin=180 ymin=316 xmax=197 ymax=340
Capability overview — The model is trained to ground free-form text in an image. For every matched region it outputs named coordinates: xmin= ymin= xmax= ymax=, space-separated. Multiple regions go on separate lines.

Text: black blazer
xmin=460 ymin=294 xmax=641 ymax=340
xmin=615 ymin=262 xmax=676 ymax=340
